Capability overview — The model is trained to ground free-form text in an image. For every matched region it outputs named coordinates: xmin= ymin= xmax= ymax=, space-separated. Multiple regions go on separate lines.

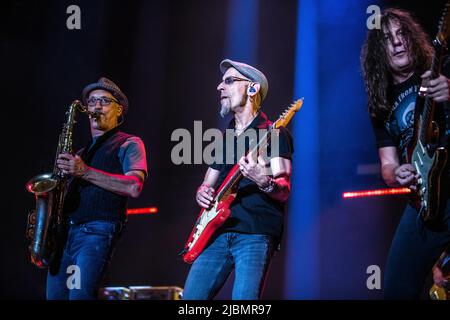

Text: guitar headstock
xmin=274 ymin=98 xmax=304 ymax=129
xmin=437 ymin=1 xmax=450 ymax=45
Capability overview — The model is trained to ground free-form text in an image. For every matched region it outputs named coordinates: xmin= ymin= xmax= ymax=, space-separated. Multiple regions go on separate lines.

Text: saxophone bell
xmin=26 ymin=173 xmax=59 ymax=195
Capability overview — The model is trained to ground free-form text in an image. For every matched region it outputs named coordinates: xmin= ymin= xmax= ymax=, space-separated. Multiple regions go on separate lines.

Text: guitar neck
xmin=216 ymin=124 xmax=274 ymax=201
xmin=213 ymin=98 xmax=303 ymax=201
xmin=419 ymin=42 xmax=444 ymax=143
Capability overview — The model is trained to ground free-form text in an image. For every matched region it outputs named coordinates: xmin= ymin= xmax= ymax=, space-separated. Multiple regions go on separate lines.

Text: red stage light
xmin=126 ymin=207 xmax=158 ymax=215
xmin=342 ymin=187 xmax=411 ymax=199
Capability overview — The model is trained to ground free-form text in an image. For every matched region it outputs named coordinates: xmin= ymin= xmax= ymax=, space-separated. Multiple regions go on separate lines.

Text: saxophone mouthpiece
xmin=71 ymin=100 xmax=99 ymax=118
xmin=89 ymin=111 xmax=101 ymax=119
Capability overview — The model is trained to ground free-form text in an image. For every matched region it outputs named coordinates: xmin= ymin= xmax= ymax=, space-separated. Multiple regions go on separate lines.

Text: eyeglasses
xmin=223 ymin=76 xmax=251 ymax=85
xmin=87 ymin=96 xmax=119 ymax=107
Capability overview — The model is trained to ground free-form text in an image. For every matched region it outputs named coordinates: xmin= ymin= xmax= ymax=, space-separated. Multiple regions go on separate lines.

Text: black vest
xmin=64 ymin=128 xmax=133 ymax=224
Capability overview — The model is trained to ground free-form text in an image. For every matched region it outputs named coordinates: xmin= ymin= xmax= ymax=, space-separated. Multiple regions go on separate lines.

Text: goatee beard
xmin=220 ymin=105 xmax=230 ymax=118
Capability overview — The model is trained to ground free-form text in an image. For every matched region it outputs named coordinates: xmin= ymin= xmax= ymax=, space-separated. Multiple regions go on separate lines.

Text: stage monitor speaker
xmin=99 ymin=286 xmax=183 ymax=300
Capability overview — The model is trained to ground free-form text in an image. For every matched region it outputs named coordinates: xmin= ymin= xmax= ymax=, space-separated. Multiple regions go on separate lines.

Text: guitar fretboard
xmin=216 ymin=124 xmax=275 ymax=201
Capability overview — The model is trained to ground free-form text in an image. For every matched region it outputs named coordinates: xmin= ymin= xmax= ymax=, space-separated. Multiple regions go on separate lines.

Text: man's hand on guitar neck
xmin=239 ymin=154 xmax=292 ymax=202
xmin=238 ymin=155 xmax=270 ymax=188
xmin=420 ymin=70 xmax=450 ymax=103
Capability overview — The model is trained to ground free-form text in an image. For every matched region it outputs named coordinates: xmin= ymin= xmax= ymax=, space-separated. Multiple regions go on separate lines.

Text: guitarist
xmin=361 ymin=8 xmax=450 ymax=299
xmin=182 ymin=59 xmax=294 ymax=300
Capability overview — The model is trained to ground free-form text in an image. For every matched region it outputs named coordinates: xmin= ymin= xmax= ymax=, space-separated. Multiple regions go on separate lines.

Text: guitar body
xmin=408 ymin=98 xmax=449 ymax=221
xmin=411 ymin=136 xmax=448 ymax=221
xmin=182 ymin=165 xmax=240 ymax=264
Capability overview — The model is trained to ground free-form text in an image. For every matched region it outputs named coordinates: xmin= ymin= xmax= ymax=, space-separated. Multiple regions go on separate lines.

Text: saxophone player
xmin=47 ymin=77 xmax=147 ymax=300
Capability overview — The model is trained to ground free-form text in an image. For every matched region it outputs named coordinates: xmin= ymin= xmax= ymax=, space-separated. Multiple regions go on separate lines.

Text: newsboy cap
xmin=220 ymin=59 xmax=268 ymax=102
xmin=82 ymin=77 xmax=129 ymax=115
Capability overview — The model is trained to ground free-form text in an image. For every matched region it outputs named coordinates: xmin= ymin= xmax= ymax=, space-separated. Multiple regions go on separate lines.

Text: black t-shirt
xmin=371 ymin=73 xmax=421 ymax=161
xmin=209 ymin=111 xmax=294 ymax=240
xmin=371 ymin=66 xmax=450 ymax=164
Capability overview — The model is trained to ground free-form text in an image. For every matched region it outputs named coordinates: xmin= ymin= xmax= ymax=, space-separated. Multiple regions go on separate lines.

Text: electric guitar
xmin=181 ymin=98 xmax=303 ymax=264
xmin=407 ymin=2 xmax=450 ymax=221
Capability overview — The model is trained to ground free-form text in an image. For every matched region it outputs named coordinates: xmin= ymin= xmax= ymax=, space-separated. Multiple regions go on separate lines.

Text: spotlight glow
xmin=343 ymin=188 xmax=411 ymax=199
xmin=126 ymin=207 xmax=158 ymax=215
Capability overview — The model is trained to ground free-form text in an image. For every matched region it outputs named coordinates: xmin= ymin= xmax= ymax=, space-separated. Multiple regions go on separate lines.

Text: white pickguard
xmin=187 ymin=202 xmax=220 ymax=250
xmin=412 ymin=140 xmax=435 ymax=213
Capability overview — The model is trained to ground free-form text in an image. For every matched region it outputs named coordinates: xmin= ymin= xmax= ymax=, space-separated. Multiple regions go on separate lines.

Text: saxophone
xmin=25 ymin=100 xmax=98 ymax=268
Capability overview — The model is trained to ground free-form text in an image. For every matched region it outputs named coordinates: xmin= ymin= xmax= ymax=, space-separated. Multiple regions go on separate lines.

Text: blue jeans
xmin=182 ymin=232 xmax=275 ymax=300
xmin=46 ymin=220 xmax=120 ymax=300
xmin=384 ymin=199 xmax=450 ymax=299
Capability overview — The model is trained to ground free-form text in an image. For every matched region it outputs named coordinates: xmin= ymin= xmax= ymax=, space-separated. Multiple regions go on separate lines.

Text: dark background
xmin=1 ymin=0 xmax=448 ymax=299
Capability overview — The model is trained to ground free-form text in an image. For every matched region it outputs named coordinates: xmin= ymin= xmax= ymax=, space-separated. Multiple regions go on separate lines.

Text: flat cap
xmin=220 ymin=59 xmax=268 ymax=102
xmin=82 ymin=77 xmax=129 ymax=115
